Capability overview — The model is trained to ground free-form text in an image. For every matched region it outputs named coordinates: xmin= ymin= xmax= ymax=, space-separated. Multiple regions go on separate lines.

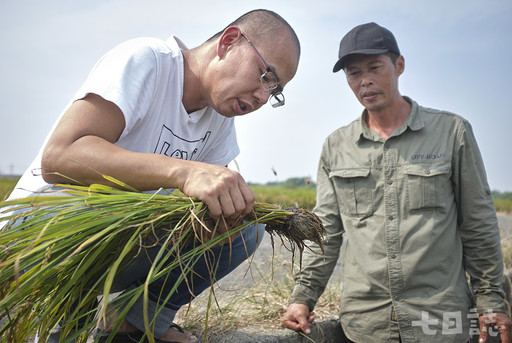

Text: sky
xmin=1 ymin=0 xmax=511 ymax=191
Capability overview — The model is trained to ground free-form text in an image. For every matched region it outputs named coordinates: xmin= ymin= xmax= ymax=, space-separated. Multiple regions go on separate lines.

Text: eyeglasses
xmin=241 ymin=33 xmax=285 ymax=108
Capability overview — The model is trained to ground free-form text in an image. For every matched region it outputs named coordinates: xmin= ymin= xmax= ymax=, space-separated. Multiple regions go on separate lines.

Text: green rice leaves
xmin=0 ymin=184 xmax=325 ymax=342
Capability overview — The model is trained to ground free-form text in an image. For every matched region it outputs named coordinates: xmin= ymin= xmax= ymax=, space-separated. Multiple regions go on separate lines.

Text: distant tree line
xmin=247 ymin=179 xmax=512 ymax=213
xmin=250 ymin=177 xmax=316 ymax=188
xmin=492 ymin=191 xmax=512 ymax=213
xmin=493 ymin=191 xmax=512 ymax=201
xmin=251 ymin=179 xmax=512 ymax=197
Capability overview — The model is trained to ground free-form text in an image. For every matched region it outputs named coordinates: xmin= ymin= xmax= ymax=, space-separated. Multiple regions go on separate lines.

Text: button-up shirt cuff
xmin=291 ymin=284 xmax=319 ymax=311
xmin=476 ymin=293 xmax=507 ymax=314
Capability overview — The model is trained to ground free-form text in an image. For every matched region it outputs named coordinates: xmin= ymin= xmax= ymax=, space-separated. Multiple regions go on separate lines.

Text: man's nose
xmin=360 ymin=72 xmax=373 ymax=87
xmin=254 ymin=87 xmax=271 ymax=106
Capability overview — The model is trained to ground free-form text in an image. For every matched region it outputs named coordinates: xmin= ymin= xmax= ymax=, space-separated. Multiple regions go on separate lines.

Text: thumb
xmin=299 ymin=316 xmax=312 ymax=334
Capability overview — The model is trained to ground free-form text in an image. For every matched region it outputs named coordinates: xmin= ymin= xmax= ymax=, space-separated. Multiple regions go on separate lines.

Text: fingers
xmin=238 ymin=179 xmax=256 ymax=216
xmin=479 ymin=325 xmax=488 ymax=343
xmin=180 ymin=164 xmax=254 ymax=219
xmin=203 ymin=170 xmax=254 ymax=219
xmin=298 ymin=316 xmax=312 ymax=334
xmin=216 ymin=177 xmax=254 ymax=218
xmin=282 ymin=316 xmax=310 ymax=334
xmin=282 ymin=303 xmax=313 ymax=334
xmin=479 ymin=312 xmax=512 ymax=343
xmin=281 ymin=317 xmax=302 ymax=331
xmin=496 ymin=313 xmax=512 ymax=343
xmin=479 ymin=313 xmax=493 ymax=343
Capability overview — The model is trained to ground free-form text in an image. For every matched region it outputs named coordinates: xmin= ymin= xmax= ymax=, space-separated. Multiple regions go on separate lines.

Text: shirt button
xmin=384 ymin=142 xmax=390 ymax=149
xmin=388 ymin=215 xmax=394 ymax=221
xmin=391 ymin=254 xmax=397 ymax=259
xmin=388 ymin=179 xmax=393 ymax=185
xmin=425 ymin=170 xmax=431 ymax=175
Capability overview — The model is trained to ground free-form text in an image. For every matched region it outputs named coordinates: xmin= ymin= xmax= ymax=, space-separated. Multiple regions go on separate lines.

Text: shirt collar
xmin=355 ymin=96 xmax=424 ymax=143
xmin=403 ymin=96 xmax=424 ymax=132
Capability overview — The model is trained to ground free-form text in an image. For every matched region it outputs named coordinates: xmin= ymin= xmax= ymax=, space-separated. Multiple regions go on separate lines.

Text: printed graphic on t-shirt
xmin=154 ymin=124 xmax=211 ymax=161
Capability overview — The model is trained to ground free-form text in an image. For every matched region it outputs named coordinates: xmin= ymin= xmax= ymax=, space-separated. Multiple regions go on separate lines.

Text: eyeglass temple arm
xmin=240 ymin=33 xmax=271 ymax=70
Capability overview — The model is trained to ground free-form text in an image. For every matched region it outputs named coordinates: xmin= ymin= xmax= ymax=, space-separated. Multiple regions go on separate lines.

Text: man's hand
xmin=479 ymin=312 xmax=512 ymax=343
xmin=282 ymin=303 xmax=315 ymax=334
xmin=181 ymin=163 xmax=255 ymax=219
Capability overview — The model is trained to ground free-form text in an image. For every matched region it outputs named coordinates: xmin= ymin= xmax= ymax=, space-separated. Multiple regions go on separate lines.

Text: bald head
xmin=183 ymin=10 xmax=300 ymax=115
xmin=208 ymin=9 xmax=301 ymax=59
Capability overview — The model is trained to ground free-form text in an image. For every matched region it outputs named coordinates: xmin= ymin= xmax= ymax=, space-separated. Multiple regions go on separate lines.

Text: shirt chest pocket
xmin=404 ymin=162 xmax=451 ymax=210
xmin=329 ymin=167 xmax=374 ymax=218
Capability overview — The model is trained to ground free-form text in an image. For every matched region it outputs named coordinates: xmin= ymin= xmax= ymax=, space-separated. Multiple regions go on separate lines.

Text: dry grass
xmin=501 ymin=223 xmax=512 ymax=270
xmin=174 ymin=237 xmax=341 ymax=341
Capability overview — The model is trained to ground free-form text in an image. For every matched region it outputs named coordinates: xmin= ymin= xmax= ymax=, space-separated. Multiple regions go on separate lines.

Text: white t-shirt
xmin=8 ymin=36 xmax=239 ymax=200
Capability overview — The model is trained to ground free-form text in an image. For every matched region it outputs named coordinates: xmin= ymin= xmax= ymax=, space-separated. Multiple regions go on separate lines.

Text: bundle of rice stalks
xmin=0 ymin=183 xmax=325 ymax=342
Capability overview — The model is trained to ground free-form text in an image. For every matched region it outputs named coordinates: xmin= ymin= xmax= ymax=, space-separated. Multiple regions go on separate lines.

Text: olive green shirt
xmin=291 ymin=97 xmax=505 ymax=343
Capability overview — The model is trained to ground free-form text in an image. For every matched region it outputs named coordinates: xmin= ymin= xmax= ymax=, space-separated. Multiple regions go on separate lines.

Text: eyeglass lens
xmin=261 ymin=71 xmax=278 ymax=91
xmin=270 ymin=92 xmax=285 ymax=108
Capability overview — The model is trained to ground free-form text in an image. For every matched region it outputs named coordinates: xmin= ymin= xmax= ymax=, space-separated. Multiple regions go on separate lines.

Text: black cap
xmin=333 ymin=22 xmax=400 ymax=73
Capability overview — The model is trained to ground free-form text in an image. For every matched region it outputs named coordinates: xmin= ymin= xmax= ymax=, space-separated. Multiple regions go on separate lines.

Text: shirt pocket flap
xmin=329 ymin=167 xmax=370 ymax=179
xmin=328 ymin=167 xmax=373 ymax=218
xmin=404 ymin=162 xmax=451 ymax=177
xmin=405 ymin=161 xmax=451 ymax=210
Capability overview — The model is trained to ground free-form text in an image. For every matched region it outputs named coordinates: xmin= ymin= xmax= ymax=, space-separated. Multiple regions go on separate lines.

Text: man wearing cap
xmin=281 ymin=22 xmax=511 ymax=342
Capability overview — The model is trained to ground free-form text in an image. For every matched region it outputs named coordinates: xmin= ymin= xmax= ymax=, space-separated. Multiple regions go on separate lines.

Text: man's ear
xmin=396 ymin=55 xmax=405 ymax=77
xmin=217 ymin=26 xmax=242 ymax=59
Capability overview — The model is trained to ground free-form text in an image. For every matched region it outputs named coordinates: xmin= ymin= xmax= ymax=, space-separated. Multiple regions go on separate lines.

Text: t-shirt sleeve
xmin=72 ymin=39 xmax=160 ymax=135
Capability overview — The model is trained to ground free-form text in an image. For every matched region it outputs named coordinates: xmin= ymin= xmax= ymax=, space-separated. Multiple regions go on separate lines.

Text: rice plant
xmin=0 ymin=183 xmax=325 ymax=342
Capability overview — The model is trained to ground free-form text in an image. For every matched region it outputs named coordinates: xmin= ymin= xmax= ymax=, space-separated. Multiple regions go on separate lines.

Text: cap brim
xmin=332 ymin=59 xmax=344 ymax=73
xmin=332 ymin=48 xmax=390 ymax=73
